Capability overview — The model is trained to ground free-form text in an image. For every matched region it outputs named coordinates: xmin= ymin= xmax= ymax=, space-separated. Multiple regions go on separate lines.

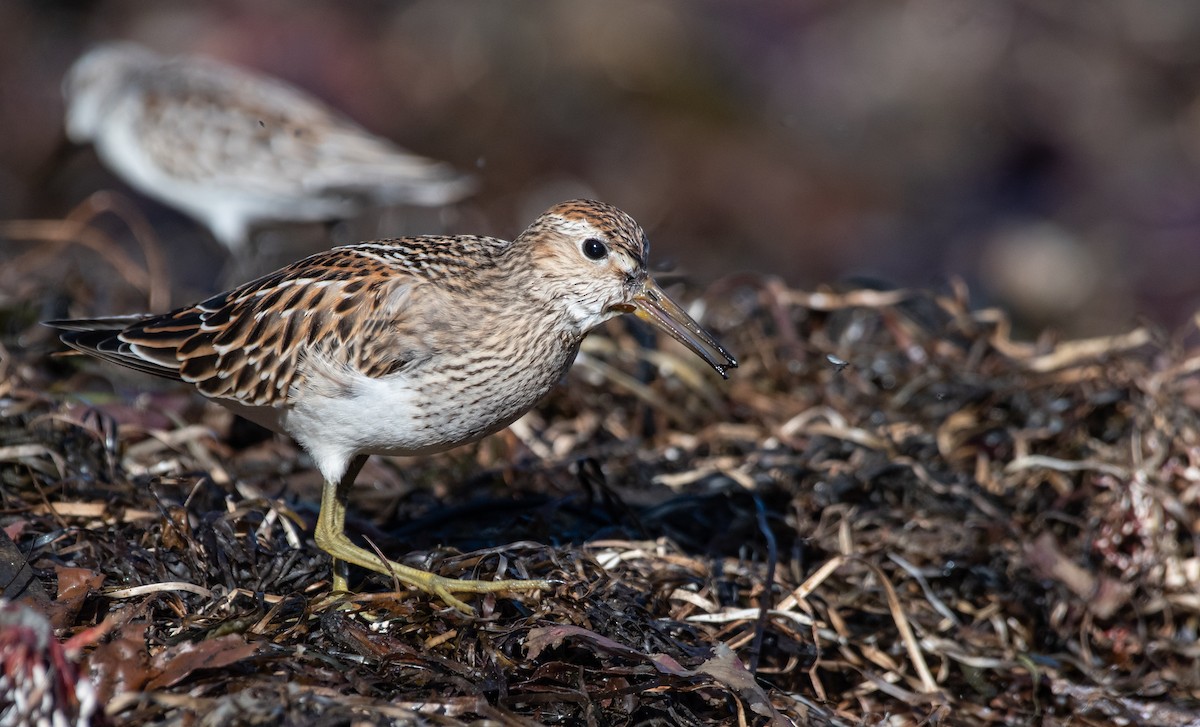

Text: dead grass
xmin=3 ymin=226 xmax=1200 ymax=725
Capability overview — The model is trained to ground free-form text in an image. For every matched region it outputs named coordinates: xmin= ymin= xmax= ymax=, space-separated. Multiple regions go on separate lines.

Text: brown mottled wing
xmin=51 ymin=247 xmax=422 ymax=407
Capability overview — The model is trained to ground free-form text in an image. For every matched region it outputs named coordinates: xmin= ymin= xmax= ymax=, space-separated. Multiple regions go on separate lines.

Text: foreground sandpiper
xmin=63 ymin=42 xmax=476 ymax=252
xmin=47 ymin=200 xmax=736 ymax=611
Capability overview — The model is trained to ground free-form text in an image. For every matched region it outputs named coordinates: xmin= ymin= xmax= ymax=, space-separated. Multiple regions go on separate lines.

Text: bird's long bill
xmin=630 ymin=279 xmax=738 ymax=378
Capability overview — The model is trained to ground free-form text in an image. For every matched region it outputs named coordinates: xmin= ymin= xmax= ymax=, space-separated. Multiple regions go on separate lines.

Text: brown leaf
xmin=48 ymin=565 xmax=105 ymax=630
xmin=528 ymin=626 xmax=794 ymax=724
xmin=526 ymin=624 xmax=691 ymax=676
xmin=526 ymin=624 xmax=636 ymax=662
xmin=695 ymin=643 xmax=794 ymax=727
xmin=85 ymin=622 xmax=151 ymax=704
xmin=145 ymin=635 xmax=260 ymax=690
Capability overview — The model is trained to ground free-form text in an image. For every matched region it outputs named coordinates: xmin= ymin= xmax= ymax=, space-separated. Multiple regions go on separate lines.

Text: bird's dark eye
xmin=582 ymin=238 xmax=608 ymax=260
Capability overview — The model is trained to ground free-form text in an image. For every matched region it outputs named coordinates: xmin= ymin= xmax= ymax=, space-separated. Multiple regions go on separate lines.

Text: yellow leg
xmin=315 ymin=456 xmax=552 ymax=612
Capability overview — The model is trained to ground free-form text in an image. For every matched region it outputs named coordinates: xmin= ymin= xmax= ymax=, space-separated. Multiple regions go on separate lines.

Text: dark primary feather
xmin=51 ymin=320 xmax=183 ymax=381
xmin=48 ymin=314 xmax=158 ymax=332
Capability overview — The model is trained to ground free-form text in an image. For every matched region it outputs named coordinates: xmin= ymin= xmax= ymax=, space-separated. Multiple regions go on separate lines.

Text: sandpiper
xmin=48 ymin=200 xmax=736 ymax=611
xmin=63 ymin=42 xmax=476 ymax=253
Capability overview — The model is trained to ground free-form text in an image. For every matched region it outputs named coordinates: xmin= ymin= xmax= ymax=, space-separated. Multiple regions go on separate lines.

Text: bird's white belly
xmin=287 ymin=376 xmax=493 ymax=457
xmin=280 ymin=346 xmax=573 ymax=472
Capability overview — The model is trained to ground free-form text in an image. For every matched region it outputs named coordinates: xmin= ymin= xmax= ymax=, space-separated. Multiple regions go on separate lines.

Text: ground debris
xmin=3 ymin=276 xmax=1200 ymax=725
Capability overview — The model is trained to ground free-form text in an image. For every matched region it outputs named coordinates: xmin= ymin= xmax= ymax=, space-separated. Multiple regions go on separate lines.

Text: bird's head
xmin=63 ymin=42 xmax=158 ymax=142
xmin=520 ymin=199 xmax=737 ymax=378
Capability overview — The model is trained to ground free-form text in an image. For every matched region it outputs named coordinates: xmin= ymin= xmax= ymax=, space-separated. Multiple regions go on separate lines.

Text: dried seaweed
xmin=4 ymin=267 xmax=1200 ymax=725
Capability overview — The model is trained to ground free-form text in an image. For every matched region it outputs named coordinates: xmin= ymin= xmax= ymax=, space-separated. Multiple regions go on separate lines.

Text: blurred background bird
xmin=62 ymin=42 xmax=476 ymax=264
xmin=4 ymin=2 xmax=1199 ymax=334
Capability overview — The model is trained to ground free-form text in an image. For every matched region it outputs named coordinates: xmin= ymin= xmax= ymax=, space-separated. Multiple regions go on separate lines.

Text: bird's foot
xmin=322 ymin=535 xmax=551 ymax=613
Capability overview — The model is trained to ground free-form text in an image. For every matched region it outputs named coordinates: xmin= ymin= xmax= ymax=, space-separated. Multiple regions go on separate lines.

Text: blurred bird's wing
xmin=132 ymin=56 xmax=474 ymax=204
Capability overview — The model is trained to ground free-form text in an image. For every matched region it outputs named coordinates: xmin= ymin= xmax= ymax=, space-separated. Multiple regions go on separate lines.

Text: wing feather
xmin=47 ymin=246 xmax=426 ymax=406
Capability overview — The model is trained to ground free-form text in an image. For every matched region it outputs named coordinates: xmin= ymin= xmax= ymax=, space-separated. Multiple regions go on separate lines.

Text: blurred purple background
xmin=4 ymin=0 xmax=1200 ymax=335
